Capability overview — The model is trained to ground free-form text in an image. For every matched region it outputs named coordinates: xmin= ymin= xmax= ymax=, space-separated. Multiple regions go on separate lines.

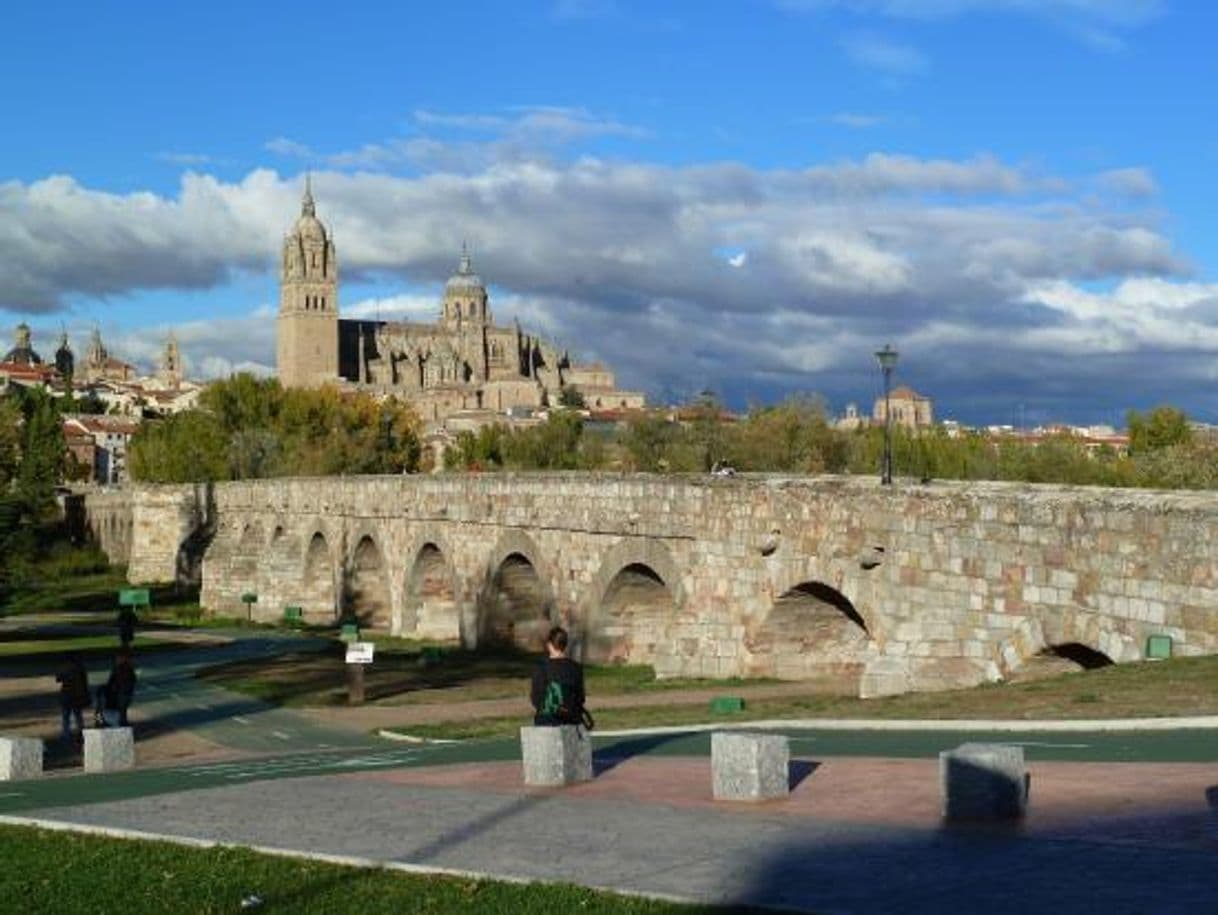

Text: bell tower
xmin=277 ymin=176 xmax=339 ymax=388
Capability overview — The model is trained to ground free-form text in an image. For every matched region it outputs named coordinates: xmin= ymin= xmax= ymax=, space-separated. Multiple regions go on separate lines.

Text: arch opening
xmin=301 ymin=533 xmax=337 ymax=623
xmin=404 ymin=543 xmax=459 ymax=640
xmin=478 ymin=552 xmax=553 ymax=651
xmin=345 ymin=536 xmax=391 ymax=629
xmin=1014 ymin=642 xmax=1115 ymax=679
xmin=585 ymin=563 xmax=675 ymax=665
xmin=747 ymin=581 xmax=869 ymax=685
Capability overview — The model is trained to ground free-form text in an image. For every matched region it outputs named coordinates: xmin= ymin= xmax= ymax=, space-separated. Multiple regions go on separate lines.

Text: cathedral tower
xmin=277 ymin=176 xmax=338 ymax=388
xmin=159 ymin=331 xmax=183 ymax=389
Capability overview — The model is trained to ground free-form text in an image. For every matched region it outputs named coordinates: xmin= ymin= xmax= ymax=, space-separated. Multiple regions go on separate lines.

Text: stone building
xmin=3 ymin=323 xmax=42 ymax=366
xmin=81 ymin=328 xmax=136 ymax=383
xmin=873 ymin=385 xmax=934 ymax=430
xmin=276 ymin=182 xmax=644 ymax=422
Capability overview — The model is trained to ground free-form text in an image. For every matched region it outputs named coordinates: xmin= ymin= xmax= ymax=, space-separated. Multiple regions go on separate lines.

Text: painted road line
xmin=271 ymin=731 xmax=292 ymax=740
xmin=232 ymin=716 xmax=251 ymax=725
xmin=1009 ymin=741 xmax=1091 ymax=749
xmin=0 ymin=793 xmax=24 ymax=799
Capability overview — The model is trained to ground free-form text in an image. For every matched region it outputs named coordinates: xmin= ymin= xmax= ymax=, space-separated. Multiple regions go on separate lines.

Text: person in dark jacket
xmin=116 ymin=606 xmax=137 ymax=646
xmin=530 ymin=626 xmax=587 ymax=727
xmin=55 ymin=652 xmax=91 ymax=740
xmin=95 ymin=648 xmax=137 ymax=727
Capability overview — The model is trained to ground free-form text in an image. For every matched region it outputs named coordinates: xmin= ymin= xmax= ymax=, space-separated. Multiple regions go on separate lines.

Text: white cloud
xmin=1 ymin=150 xmax=1207 ymax=421
xmin=1096 ymin=166 xmax=1158 ymax=198
xmin=825 ymin=112 xmax=889 ymax=128
xmin=841 ymin=32 xmax=930 ymax=75
xmin=156 ymin=152 xmax=218 ymax=166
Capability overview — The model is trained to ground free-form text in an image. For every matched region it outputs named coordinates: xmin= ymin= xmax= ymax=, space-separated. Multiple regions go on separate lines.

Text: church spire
xmin=302 ymin=172 xmax=315 ymax=217
xmin=459 ymin=240 xmax=472 ymax=275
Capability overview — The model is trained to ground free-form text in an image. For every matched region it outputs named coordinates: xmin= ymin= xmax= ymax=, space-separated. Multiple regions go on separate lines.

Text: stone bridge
xmin=85 ymin=474 xmax=1218 ymax=696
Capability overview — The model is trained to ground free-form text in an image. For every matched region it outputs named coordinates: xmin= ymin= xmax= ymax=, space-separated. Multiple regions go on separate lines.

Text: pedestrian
xmin=94 ymin=647 xmax=138 ymax=728
xmin=530 ymin=626 xmax=592 ymax=728
xmin=54 ymin=652 xmax=90 ymax=741
xmin=116 ymin=605 xmax=137 ymax=646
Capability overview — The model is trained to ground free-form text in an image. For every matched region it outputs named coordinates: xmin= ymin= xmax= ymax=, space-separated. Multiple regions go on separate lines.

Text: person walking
xmin=54 ymin=652 xmax=90 ymax=741
xmin=94 ymin=648 xmax=138 ymax=728
xmin=116 ymin=605 xmax=137 ymax=646
xmin=530 ymin=626 xmax=591 ymax=728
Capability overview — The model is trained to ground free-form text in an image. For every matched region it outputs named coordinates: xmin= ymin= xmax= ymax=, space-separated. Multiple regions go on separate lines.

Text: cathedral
xmin=275 ymin=181 xmax=644 ymax=421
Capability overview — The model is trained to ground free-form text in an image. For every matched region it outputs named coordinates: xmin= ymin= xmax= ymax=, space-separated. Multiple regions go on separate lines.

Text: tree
xmin=16 ymin=390 xmax=65 ymax=517
xmin=1127 ymin=406 xmax=1191 ymax=455
xmin=0 ymin=399 xmax=21 ymax=490
xmin=558 ymin=386 xmax=587 ymax=409
xmin=128 ymin=411 xmax=228 ymax=483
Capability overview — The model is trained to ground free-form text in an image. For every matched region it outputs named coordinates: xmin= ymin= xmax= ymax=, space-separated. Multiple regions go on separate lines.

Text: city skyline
xmin=2 ymin=0 xmax=1214 ymax=425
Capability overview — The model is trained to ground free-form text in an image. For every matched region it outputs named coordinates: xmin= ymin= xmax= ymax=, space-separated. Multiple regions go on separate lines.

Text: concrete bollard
xmin=939 ymin=742 xmax=1029 ymax=820
xmin=0 ymin=737 xmax=44 ymax=781
xmin=712 ymin=731 xmax=789 ymax=801
xmin=520 ymin=725 xmax=593 ymax=786
xmin=83 ymin=727 xmax=135 ymax=774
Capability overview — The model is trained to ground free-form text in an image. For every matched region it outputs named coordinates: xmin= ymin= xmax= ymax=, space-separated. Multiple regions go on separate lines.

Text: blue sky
xmin=2 ymin=0 xmax=1215 ymax=424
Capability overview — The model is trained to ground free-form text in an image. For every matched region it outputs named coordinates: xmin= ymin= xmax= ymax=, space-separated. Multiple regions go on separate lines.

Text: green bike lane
xmin=3 ymin=723 xmax=1216 ymax=816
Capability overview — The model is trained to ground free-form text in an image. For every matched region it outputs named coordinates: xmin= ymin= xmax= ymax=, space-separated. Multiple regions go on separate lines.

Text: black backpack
xmin=540 ymin=667 xmax=594 ymax=729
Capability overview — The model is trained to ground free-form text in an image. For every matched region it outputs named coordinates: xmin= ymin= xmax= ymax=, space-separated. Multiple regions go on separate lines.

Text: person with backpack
xmin=94 ymin=648 xmax=138 ymax=728
xmin=530 ymin=626 xmax=592 ymax=728
xmin=55 ymin=652 xmax=91 ymax=741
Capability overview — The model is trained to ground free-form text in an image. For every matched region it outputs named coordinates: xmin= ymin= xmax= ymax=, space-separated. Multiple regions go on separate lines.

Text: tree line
xmin=446 ymin=398 xmax=1218 ymax=490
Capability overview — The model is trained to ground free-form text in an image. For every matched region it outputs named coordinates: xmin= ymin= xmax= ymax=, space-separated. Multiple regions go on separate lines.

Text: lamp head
xmin=874 ymin=343 xmax=899 ymax=371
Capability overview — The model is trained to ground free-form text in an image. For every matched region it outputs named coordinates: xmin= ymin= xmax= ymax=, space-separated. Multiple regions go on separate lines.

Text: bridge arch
xmin=746 ymin=578 xmax=871 ymax=683
xmin=300 ymin=529 xmax=338 ymax=623
xmin=402 ymin=541 xmax=460 ymax=641
xmin=582 ymin=539 xmax=683 ymax=665
xmin=476 ymin=530 xmax=557 ymax=651
xmin=345 ymin=532 xmax=392 ymax=630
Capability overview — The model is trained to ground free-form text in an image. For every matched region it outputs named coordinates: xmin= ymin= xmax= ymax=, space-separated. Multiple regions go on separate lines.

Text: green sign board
xmin=710 ymin=696 xmax=746 ymax=714
xmin=284 ymin=606 xmax=303 ymax=622
xmin=1146 ymin=634 xmax=1173 ymax=660
xmin=118 ymin=589 xmax=150 ymax=608
xmin=240 ymin=592 xmax=258 ymax=604
xmin=340 ymin=622 xmax=360 ymax=643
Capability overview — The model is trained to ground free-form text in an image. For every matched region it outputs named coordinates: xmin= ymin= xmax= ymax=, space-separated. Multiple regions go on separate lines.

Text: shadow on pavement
xmin=729 ymin=799 xmax=1218 ymax=915
xmin=592 ymin=732 xmax=690 ymax=775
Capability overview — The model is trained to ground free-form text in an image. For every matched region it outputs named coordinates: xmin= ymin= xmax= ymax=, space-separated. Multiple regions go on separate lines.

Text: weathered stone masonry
xmin=85 ymin=475 xmax=1218 ymax=697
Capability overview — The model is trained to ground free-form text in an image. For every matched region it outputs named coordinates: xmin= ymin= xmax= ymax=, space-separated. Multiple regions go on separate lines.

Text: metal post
xmin=347 ymin=663 xmax=365 ymax=706
xmin=874 ymin=344 xmax=899 ymax=486
xmin=882 ymin=364 xmax=893 ymax=485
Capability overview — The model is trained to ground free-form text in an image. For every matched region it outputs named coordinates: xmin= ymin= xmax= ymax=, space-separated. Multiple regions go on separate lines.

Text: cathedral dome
xmin=3 ymin=322 xmax=42 ymax=365
xmin=445 ymin=245 xmax=485 ymax=295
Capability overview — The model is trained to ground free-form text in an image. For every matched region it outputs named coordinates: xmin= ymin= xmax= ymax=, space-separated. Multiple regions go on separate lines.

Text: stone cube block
xmin=83 ymin=727 xmax=135 ymax=773
xmin=712 ymin=731 xmax=789 ymax=801
xmin=520 ymin=726 xmax=592 ymax=786
xmin=939 ymin=742 xmax=1028 ymax=820
xmin=0 ymin=737 xmax=43 ymax=781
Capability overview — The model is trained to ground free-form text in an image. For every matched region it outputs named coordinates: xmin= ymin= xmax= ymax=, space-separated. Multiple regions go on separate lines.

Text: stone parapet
xmin=939 ymin=742 xmax=1028 ymax=820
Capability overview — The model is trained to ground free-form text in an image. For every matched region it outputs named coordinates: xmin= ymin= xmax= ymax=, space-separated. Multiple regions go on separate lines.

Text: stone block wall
xmin=100 ymin=474 xmax=1218 ymax=695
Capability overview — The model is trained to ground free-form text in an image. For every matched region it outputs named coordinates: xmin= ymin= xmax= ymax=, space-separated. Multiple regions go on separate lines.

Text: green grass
xmin=0 ymin=824 xmax=755 ymax=915
xmin=0 ymin=634 xmax=195 ymax=658
xmin=197 ymin=643 xmax=781 ymax=708
xmin=382 ymin=654 xmax=1218 ymax=740
xmin=0 ymin=567 xmax=130 ymax=617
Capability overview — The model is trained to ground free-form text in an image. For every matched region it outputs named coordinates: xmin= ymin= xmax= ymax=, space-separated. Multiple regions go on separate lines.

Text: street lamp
xmin=874 ymin=344 xmax=899 ymax=485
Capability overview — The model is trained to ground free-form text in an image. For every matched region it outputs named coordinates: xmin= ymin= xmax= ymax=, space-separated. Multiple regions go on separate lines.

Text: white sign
xmin=345 ymin=642 xmax=375 ymax=664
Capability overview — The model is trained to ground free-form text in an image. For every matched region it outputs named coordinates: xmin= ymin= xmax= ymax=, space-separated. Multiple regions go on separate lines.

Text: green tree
xmin=0 ymin=399 xmax=21 ymax=490
xmin=15 ymin=390 xmax=64 ymax=517
xmin=1127 ymin=405 xmax=1191 ymax=455
xmin=557 ymin=386 xmax=586 ymax=409
xmin=128 ymin=411 xmax=228 ymax=483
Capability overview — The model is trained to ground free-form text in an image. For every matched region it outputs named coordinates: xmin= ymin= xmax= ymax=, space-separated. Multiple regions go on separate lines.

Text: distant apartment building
xmin=62 ymin=415 xmax=141 ymax=485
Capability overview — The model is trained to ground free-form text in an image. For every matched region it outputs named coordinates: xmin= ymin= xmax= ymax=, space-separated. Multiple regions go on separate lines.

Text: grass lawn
xmin=381 ymin=653 xmax=1218 ymax=739
xmin=0 ymin=568 xmax=130 ymax=617
xmin=197 ymin=643 xmax=783 ymax=707
xmin=0 ymin=824 xmax=755 ymax=915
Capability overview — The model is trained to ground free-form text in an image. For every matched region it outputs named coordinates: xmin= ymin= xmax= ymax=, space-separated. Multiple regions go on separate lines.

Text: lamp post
xmin=874 ymin=344 xmax=899 ymax=485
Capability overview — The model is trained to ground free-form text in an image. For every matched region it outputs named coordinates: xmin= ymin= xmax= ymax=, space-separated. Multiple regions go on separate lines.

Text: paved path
xmin=9 ymin=749 xmax=1218 ymax=914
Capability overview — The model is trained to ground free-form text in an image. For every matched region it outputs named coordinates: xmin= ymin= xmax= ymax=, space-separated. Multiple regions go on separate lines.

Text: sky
xmin=2 ymin=0 xmax=1216 ymax=426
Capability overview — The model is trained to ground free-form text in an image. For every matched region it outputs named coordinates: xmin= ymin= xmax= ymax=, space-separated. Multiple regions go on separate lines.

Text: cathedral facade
xmin=276 ymin=183 xmax=644 ymax=421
